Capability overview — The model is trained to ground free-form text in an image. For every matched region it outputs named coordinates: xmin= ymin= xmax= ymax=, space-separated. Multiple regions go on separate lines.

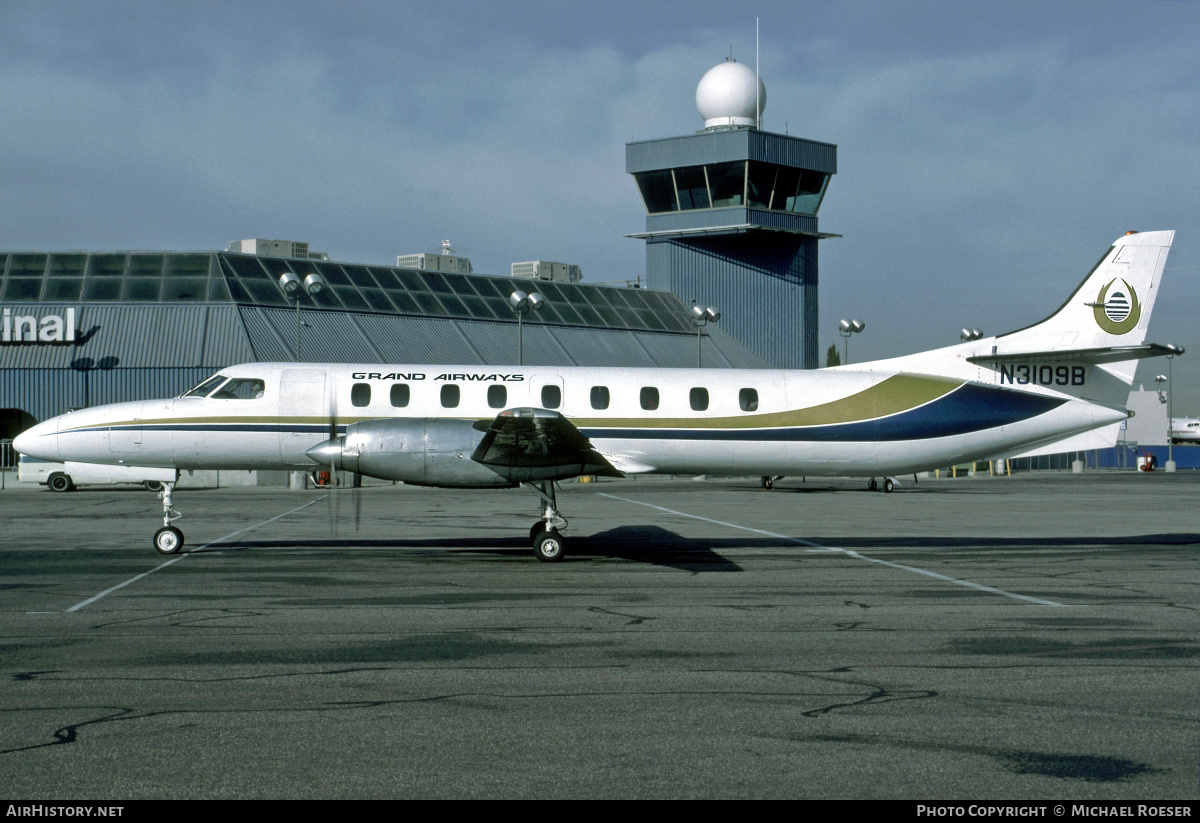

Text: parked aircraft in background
xmin=1171 ymin=417 xmax=1200 ymax=444
xmin=14 ymin=231 xmax=1181 ymax=561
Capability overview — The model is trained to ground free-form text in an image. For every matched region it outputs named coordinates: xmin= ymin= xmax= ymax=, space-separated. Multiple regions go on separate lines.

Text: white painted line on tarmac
xmin=64 ymin=497 xmax=327 ymax=614
xmin=599 ymin=492 xmax=1067 ymax=607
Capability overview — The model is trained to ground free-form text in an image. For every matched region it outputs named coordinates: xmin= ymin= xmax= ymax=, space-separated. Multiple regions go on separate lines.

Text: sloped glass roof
xmin=0 ymin=251 xmax=694 ymax=334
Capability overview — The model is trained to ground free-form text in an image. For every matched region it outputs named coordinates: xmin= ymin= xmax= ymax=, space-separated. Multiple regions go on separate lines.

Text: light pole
xmin=1167 ymin=354 xmax=1176 ymax=471
xmin=509 ymin=290 xmax=544 ymax=365
xmin=690 ymin=303 xmax=720 ymax=368
xmin=279 ymin=272 xmax=326 ymax=361
xmin=839 ymin=318 xmax=865 ymax=364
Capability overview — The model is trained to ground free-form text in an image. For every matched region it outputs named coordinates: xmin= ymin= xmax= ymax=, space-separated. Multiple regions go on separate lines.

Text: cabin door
xmin=280 ymin=369 xmax=327 ymax=464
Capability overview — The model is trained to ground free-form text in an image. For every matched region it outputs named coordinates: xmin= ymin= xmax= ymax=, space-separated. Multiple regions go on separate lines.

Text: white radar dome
xmin=696 ymin=61 xmax=766 ymax=129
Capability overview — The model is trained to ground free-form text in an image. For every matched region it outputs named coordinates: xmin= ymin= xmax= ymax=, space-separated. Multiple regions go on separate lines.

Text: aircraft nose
xmin=13 ymin=418 xmax=60 ymax=461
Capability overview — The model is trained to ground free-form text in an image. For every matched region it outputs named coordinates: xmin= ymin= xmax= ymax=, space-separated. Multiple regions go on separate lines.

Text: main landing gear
xmin=152 ymin=480 xmax=185 ymax=554
xmin=867 ymin=477 xmax=896 ymax=493
xmin=524 ymin=480 xmax=568 ymax=562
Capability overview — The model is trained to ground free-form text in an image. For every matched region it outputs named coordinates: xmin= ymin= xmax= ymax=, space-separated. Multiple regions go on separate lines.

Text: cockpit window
xmin=182 ymin=374 xmax=228 ymax=398
xmin=210 ymin=378 xmax=266 ymax=400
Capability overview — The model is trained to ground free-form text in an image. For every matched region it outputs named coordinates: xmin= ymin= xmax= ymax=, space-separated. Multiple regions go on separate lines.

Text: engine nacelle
xmin=308 ymin=418 xmax=515 ymax=488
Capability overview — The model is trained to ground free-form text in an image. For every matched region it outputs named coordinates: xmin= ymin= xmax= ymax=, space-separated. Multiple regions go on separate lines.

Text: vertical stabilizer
xmin=997 ymin=230 xmax=1173 ymax=361
xmin=856 ymin=231 xmax=1176 ymax=409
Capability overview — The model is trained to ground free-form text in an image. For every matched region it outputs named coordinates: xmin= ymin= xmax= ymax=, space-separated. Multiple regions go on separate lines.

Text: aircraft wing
xmin=967 ymin=343 xmax=1183 ymax=366
xmin=471 ymin=407 xmax=623 ymax=482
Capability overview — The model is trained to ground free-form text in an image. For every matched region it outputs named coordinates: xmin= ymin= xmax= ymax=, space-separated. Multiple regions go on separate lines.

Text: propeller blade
xmin=329 ymin=452 xmax=338 ymax=540
xmin=329 ymin=387 xmax=337 ymax=539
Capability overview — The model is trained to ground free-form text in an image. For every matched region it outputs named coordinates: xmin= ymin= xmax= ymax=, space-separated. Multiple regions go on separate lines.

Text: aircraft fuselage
xmin=18 ymin=361 xmax=1124 ymax=479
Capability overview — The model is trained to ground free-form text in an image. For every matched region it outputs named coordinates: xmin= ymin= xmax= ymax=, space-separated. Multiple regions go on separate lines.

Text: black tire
xmin=531 ymin=521 xmax=548 ymax=543
xmin=144 ymin=480 xmax=164 ymax=492
xmin=48 ymin=473 xmax=73 ymax=493
xmin=153 ymin=526 xmax=184 ymax=555
xmin=533 ymin=530 xmax=566 ymax=562
xmin=884 ymin=478 xmax=894 ymax=493
xmin=867 ymin=478 xmax=877 ymax=492
xmin=762 ymin=476 xmax=774 ymax=490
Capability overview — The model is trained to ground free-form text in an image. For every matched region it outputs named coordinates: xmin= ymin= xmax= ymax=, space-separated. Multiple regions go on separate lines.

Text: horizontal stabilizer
xmin=968 ymin=343 xmax=1184 ymax=367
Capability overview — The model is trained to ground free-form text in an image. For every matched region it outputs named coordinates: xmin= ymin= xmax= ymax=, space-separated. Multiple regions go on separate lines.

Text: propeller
xmin=303 ymin=385 xmax=365 ymax=538
xmin=328 ymin=391 xmax=338 ymax=539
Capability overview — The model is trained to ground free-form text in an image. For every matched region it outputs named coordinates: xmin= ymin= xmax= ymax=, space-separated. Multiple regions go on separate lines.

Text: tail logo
xmin=1092 ymin=278 xmax=1141 ymax=334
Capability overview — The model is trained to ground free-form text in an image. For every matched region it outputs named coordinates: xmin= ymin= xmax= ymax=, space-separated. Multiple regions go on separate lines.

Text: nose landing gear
xmin=152 ymin=479 xmax=185 ymax=554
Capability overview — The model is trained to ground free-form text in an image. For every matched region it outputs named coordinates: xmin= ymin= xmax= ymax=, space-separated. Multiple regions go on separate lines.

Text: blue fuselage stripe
xmin=582 ymin=384 xmax=1066 ymax=442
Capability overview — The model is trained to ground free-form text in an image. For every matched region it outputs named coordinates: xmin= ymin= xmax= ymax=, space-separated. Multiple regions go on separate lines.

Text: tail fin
xmin=994 ymin=230 xmax=1174 ymax=370
xmin=860 ymin=231 xmax=1177 ymax=409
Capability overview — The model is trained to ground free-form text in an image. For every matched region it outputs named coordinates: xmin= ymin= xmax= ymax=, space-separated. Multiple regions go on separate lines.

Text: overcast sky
xmin=3 ymin=0 xmax=1198 ymax=408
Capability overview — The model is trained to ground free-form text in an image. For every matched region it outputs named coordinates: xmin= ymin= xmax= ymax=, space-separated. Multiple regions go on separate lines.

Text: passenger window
xmin=690 ymin=387 xmax=709 ymax=411
xmin=211 ymin=378 xmax=265 ymax=400
xmin=351 ymin=383 xmax=371 ymax=407
xmin=441 ymin=384 xmax=460 ymax=408
xmin=541 ymin=384 xmax=561 ymax=409
xmin=390 ymin=384 xmax=410 ymax=408
xmin=590 ymin=386 xmax=610 ymax=410
xmin=488 ymin=384 xmax=507 ymax=409
xmin=640 ymin=386 xmax=659 ymax=411
xmin=739 ymin=388 xmax=759 ymax=412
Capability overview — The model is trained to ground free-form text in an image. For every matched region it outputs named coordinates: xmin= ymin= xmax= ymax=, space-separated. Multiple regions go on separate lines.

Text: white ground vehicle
xmin=17 ymin=455 xmax=163 ymax=492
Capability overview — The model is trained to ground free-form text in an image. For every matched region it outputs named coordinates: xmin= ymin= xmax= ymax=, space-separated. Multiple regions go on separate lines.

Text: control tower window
xmin=707 ymin=161 xmax=745 ymax=207
xmin=790 ymin=169 xmax=830 ymax=215
xmin=747 ymin=162 xmax=778 ymax=209
xmin=635 ymin=171 xmax=677 ymax=214
xmin=674 ymin=166 xmax=710 ymax=210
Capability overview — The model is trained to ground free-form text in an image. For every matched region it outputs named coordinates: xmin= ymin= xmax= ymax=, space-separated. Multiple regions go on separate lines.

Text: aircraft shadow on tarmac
xmin=212 ymin=525 xmax=745 ymax=571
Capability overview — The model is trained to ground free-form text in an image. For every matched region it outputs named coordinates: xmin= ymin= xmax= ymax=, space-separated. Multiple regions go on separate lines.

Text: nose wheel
xmin=154 ymin=526 xmax=184 ymax=555
xmin=151 ymin=478 xmax=185 ymax=554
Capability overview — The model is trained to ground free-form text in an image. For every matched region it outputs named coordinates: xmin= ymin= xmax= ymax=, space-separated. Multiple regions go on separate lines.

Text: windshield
xmin=182 ymin=374 xmax=228 ymax=398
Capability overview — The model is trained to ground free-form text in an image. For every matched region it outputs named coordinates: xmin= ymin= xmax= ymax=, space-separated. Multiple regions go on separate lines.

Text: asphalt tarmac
xmin=1 ymin=471 xmax=1197 ymax=799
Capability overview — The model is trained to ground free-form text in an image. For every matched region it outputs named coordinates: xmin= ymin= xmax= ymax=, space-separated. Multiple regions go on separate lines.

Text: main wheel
xmin=884 ymin=478 xmax=894 ymax=493
xmin=761 ymin=476 xmax=774 ymax=490
xmin=48 ymin=473 xmax=73 ymax=493
xmin=153 ymin=526 xmax=184 ymax=555
xmin=867 ymin=478 xmax=878 ymax=491
xmin=533 ymin=530 xmax=566 ymax=562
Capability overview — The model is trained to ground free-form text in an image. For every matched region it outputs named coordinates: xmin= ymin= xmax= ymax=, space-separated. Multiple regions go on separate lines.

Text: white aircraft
xmin=1171 ymin=417 xmax=1200 ymax=444
xmin=14 ymin=230 xmax=1182 ymax=562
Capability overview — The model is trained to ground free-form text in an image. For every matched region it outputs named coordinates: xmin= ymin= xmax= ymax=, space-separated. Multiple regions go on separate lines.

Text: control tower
xmin=626 ymin=60 xmax=837 ymax=369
